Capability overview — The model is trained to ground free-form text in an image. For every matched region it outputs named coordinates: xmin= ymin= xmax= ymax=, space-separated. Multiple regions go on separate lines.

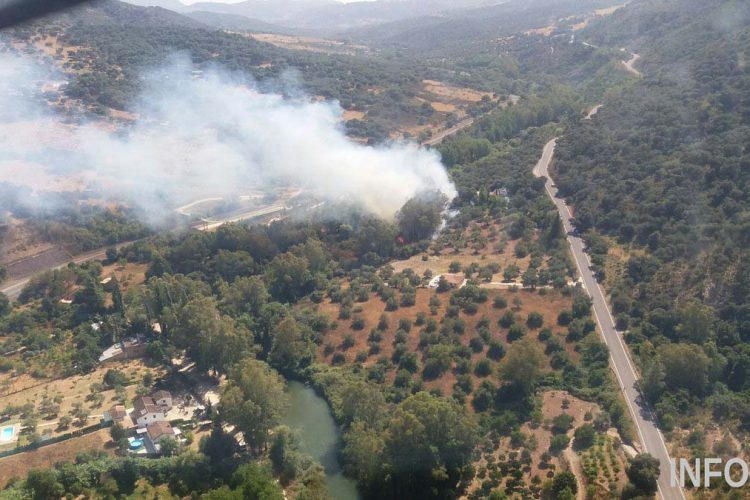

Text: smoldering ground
xmin=0 ymin=53 xmax=456 ymax=224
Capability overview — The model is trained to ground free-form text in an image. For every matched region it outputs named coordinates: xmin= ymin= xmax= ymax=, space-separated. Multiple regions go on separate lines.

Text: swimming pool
xmin=129 ymin=439 xmax=144 ymax=450
xmin=0 ymin=425 xmax=15 ymax=442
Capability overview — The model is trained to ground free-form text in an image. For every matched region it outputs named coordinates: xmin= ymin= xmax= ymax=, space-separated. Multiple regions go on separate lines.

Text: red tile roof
xmin=146 ymin=421 xmax=174 ymax=441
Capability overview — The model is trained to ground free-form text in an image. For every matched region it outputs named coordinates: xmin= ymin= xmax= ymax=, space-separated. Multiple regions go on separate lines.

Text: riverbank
xmin=284 ymin=380 xmax=359 ymax=500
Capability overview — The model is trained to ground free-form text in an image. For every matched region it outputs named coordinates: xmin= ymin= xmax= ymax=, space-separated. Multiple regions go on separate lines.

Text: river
xmin=284 ymin=381 xmax=360 ymax=500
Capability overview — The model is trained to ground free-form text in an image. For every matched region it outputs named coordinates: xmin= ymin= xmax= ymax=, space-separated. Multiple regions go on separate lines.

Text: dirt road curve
xmin=533 ymin=138 xmax=684 ymax=500
xmin=622 ymin=52 xmax=642 ymax=77
xmin=585 ymin=104 xmax=603 ymax=119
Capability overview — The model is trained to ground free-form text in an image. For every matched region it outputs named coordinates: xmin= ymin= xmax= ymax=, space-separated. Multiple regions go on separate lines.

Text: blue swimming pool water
xmin=130 ymin=439 xmax=144 ymax=449
xmin=0 ymin=426 xmax=14 ymax=441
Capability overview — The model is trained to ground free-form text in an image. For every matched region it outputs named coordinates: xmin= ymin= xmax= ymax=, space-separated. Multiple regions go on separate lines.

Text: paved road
xmin=422 ymin=94 xmax=521 ymax=147
xmin=422 ymin=117 xmax=475 ymax=146
xmin=533 ymin=138 xmax=684 ymax=500
xmin=194 ymin=204 xmax=287 ymax=231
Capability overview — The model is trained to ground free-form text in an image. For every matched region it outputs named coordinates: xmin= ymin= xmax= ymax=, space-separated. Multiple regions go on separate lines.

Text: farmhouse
xmin=152 ymin=390 xmax=173 ymax=409
xmin=99 ymin=336 xmax=148 ymax=363
xmin=132 ymin=395 xmax=169 ymax=427
xmin=143 ymin=421 xmax=180 ymax=454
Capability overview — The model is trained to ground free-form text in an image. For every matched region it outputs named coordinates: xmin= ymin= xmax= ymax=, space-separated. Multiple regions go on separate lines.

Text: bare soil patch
xmin=0 ymin=359 xmax=164 ymax=438
xmin=249 ymin=33 xmax=367 ymax=55
xmin=342 ymin=109 xmax=366 ymax=121
xmin=0 ymin=429 xmax=113 ymax=488
xmin=421 ymin=80 xmax=493 ymax=103
xmin=100 ymin=261 xmax=149 ymax=292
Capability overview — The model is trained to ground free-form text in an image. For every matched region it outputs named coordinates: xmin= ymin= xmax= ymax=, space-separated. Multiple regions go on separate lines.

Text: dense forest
xmin=553 ymin=0 xmax=750 ymax=438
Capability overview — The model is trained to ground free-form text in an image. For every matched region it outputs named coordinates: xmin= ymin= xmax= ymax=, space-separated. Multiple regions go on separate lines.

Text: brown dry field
xmin=313 ymin=220 xmax=575 ymax=398
xmin=392 ymin=242 xmax=530 ymax=283
xmin=0 ymin=428 xmax=113 ymax=488
xmin=595 ymin=4 xmax=626 ymax=16
xmin=342 ymin=109 xmax=366 ymax=121
xmin=430 ymin=101 xmax=458 ymax=113
xmin=108 ymin=108 xmax=138 ymax=121
xmin=315 ymin=286 xmax=574 ymax=398
xmin=100 ymin=261 xmax=149 ymax=292
xmin=392 ymin=219 xmax=533 ymax=280
xmin=570 ymin=4 xmax=625 ymax=32
xmin=0 ymin=219 xmax=64 ymax=269
xmin=570 ymin=19 xmax=590 ymax=31
xmin=0 ymin=158 xmax=85 ymax=194
xmin=31 ymin=34 xmax=84 ymax=65
xmin=421 ymin=80 xmax=493 ymax=103
xmin=249 ymin=33 xmax=367 ymax=55
xmin=0 ymin=359 xmax=164 ymax=438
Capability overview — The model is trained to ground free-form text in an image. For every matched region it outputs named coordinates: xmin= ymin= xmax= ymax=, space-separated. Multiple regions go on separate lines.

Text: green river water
xmin=283 ymin=380 xmax=360 ymax=500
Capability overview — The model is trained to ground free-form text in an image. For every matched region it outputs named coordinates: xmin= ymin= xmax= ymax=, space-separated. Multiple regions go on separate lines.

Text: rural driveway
xmin=533 ymin=138 xmax=684 ymax=500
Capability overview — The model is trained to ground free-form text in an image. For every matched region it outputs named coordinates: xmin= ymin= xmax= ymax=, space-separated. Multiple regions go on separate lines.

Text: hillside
xmin=552 ymin=0 xmax=750 ymax=464
xmin=3 ymin=0 xmax=427 ymax=141
xmin=176 ymin=0 xmax=504 ymax=32
xmin=184 ymin=10 xmax=304 ymax=35
xmin=344 ymin=0 xmax=621 ymax=54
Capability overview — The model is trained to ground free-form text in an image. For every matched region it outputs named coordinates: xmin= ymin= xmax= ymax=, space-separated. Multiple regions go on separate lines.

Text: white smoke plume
xmin=0 ymin=53 xmax=456 ymax=223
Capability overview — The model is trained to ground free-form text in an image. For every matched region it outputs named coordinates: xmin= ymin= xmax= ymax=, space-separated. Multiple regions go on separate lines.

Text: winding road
xmin=533 ymin=138 xmax=684 ymax=500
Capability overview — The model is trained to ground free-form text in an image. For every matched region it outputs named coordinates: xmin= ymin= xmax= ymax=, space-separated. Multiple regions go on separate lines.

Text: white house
xmin=131 ymin=396 xmax=167 ymax=427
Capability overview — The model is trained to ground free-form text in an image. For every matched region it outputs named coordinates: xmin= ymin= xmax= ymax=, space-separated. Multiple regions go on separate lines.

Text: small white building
xmin=103 ymin=404 xmax=127 ymax=424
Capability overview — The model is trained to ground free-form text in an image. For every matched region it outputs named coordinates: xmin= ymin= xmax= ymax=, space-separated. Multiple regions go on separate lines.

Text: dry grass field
xmin=310 ymin=218 xmax=576 ymax=403
xmin=315 ymin=285 xmax=574 ymax=398
xmin=0 ymin=359 xmax=165 ymax=438
xmin=0 ymin=428 xmax=113 ymax=488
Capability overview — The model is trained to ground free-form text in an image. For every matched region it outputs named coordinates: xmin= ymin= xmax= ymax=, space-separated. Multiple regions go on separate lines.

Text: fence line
xmin=0 ymin=420 xmax=111 ymax=459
